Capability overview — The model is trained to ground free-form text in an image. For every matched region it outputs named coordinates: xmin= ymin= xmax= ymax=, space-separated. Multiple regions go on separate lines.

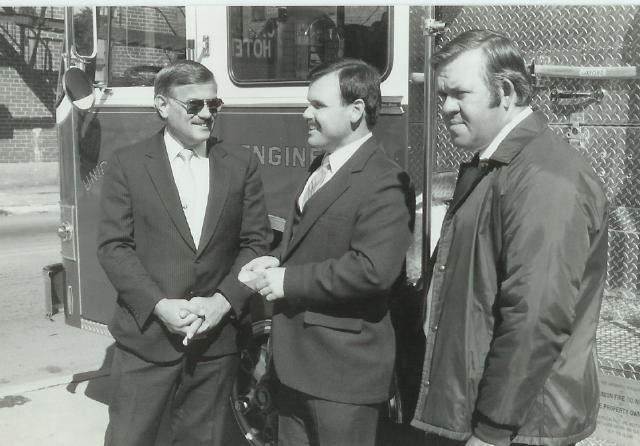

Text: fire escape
xmin=0 ymin=7 xmax=63 ymax=140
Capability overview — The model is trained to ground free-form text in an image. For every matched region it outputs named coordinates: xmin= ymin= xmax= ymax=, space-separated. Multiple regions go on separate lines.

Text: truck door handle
xmin=57 ymin=222 xmax=73 ymax=241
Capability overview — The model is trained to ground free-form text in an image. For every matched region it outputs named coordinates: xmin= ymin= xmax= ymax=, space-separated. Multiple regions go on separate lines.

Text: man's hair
xmin=154 ymin=60 xmax=216 ymax=97
xmin=431 ymin=29 xmax=532 ymax=107
xmin=308 ymin=58 xmax=381 ymax=128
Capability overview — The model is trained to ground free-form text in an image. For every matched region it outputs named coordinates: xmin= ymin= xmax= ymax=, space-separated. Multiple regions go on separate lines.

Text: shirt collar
xmin=325 ymin=132 xmax=372 ymax=173
xmin=164 ymin=129 xmax=207 ymax=160
xmin=480 ymin=107 xmax=533 ymax=160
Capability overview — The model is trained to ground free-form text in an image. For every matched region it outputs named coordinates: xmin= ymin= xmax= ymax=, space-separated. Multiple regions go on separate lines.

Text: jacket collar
xmin=488 ymin=110 xmax=548 ymax=165
xmin=444 ymin=112 xmax=547 ymax=220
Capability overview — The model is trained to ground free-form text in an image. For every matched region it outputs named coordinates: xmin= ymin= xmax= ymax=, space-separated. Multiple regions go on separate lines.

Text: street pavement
xmin=0 ymin=184 xmax=59 ymax=216
xmin=0 ymin=182 xmax=112 ymax=445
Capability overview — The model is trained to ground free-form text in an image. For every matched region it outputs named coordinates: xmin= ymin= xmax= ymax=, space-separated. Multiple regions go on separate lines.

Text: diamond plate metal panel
xmin=610 ymin=206 xmax=640 ymax=233
xmin=609 ymin=229 xmax=640 ymax=295
xmin=599 ymin=290 xmax=640 ymax=365
xmin=436 ymin=5 xmax=640 ymax=126
xmin=597 ymin=319 xmax=640 ymax=367
xmin=546 ymin=126 xmax=640 ymax=209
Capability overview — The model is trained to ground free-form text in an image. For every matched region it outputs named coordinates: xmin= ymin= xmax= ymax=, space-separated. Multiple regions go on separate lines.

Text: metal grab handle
xmin=531 ymin=61 xmax=638 ymax=79
xmin=550 ymin=88 xmax=604 ymax=103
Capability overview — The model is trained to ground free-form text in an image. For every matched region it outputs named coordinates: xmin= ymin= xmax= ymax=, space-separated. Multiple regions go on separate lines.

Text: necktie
xmin=445 ymin=154 xmax=492 ymax=220
xmin=298 ymin=156 xmax=331 ymax=211
xmin=177 ymin=148 xmax=198 ymax=241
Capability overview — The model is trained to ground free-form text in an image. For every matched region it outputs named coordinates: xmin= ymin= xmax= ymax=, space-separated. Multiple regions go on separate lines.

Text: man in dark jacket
xmin=411 ymin=30 xmax=608 ymax=446
xmin=97 ymin=60 xmax=271 ymax=446
xmin=241 ymin=59 xmax=414 ymax=446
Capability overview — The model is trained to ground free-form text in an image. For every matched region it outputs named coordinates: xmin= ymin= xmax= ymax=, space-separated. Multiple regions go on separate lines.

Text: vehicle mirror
xmin=63 ymin=67 xmax=95 ymax=110
xmin=72 ymin=6 xmax=98 ymax=59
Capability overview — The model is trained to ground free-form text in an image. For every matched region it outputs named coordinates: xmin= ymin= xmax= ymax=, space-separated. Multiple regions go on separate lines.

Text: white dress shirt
xmin=480 ymin=107 xmax=533 ymax=159
xmin=165 ymin=130 xmax=210 ymax=248
xmin=298 ymin=132 xmax=372 ymax=210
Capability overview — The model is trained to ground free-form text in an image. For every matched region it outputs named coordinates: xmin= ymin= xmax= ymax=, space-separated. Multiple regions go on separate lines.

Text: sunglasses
xmin=168 ymin=96 xmax=224 ymax=116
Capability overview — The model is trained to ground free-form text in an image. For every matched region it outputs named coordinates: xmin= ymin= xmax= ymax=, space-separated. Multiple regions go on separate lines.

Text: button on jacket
xmin=411 ymin=112 xmax=608 ymax=446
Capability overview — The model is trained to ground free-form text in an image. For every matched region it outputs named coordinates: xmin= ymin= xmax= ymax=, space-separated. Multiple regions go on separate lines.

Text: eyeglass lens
xmin=186 ymin=98 xmax=223 ymax=115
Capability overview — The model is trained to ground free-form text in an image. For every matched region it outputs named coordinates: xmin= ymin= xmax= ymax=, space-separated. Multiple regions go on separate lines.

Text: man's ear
xmin=500 ymin=79 xmax=516 ymax=109
xmin=350 ymin=98 xmax=366 ymax=125
xmin=154 ymin=95 xmax=169 ymax=119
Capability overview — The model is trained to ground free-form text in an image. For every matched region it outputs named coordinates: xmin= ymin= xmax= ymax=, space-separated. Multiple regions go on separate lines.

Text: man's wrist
xmin=153 ymin=298 xmax=168 ymax=315
xmin=214 ymin=291 xmax=234 ymax=316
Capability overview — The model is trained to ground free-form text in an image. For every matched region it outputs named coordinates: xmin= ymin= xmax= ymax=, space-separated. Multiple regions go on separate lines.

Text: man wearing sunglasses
xmin=97 ymin=60 xmax=271 ymax=446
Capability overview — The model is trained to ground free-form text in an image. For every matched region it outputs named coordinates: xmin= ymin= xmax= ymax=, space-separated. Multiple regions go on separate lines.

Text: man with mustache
xmin=97 ymin=60 xmax=270 ymax=446
xmin=242 ymin=58 xmax=414 ymax=446
xmin=410 ymin=30 xmax=608 ymax=446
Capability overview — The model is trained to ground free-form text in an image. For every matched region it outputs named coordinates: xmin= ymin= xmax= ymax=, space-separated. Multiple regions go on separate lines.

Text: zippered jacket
xmin=411 ymin=112 xmax=608 ymax=446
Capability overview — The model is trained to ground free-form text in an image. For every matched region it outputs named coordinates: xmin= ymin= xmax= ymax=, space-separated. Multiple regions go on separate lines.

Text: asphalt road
xmin=0 ymin=212 xmax=61 ymax=322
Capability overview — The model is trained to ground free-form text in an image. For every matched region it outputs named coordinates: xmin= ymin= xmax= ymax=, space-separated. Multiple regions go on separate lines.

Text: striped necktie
xmin=298 ymin=156 xmax=331 ymax=211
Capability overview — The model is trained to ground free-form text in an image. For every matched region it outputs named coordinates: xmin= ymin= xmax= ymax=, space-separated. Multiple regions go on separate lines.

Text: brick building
xmin=0 ymin=7 xmax=63 ymax=164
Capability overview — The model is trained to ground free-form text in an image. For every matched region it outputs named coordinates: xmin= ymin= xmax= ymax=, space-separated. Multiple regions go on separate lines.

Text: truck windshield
xmin=228 ymin=6 xmax=390 ymax=83
xmin=107 ymin=6 xmax=186 ymax=87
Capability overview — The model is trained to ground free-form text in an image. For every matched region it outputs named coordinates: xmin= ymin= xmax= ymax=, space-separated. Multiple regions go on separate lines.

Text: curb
xmin=0 ymin=205 xmax=59 ymax=216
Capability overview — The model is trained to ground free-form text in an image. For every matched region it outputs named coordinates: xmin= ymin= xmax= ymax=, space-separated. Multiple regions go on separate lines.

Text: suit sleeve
xmin=283 ymin=169 xmax=413 ymax=302
xmin=473 ymin=167 xmax=606 ymax=444
xmin=96 ymin=151 xmax=164 ymax=329
xmin=216 ymin=150 xmax=271 ymax=316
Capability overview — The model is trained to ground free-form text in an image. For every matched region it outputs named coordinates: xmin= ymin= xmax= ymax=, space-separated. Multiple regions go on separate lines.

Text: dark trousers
xmin=104 ymin=344 xmax=241 ymax=446
xmin=277 ymin=383 xmax=381 ymax=446
xmin=425 ymin=433 xmax=576 ymax=446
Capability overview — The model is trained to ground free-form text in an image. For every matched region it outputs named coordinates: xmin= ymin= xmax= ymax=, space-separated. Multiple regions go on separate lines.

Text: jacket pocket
xmin=303 ymin=311 xmax=363 ymax=333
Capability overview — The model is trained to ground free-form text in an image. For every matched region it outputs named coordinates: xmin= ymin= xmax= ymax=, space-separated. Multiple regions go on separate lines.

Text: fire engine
xmin=52 ymin=5 xmax=640 ymax=445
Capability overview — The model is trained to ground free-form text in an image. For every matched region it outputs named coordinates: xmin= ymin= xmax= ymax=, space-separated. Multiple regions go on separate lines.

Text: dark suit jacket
xmin=271 ymin=137 xmax=414 ymax=405
xmin=97 ymin=131 xmax=271 ymax=363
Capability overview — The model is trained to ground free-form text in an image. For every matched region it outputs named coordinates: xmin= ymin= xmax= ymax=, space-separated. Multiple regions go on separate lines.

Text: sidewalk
xmin=0 ymin=308 xmax=114 ymax=446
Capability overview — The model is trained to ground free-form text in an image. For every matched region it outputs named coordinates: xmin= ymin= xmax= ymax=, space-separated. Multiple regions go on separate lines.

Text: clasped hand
xmin=153 ymin=293 xmax=231 ymax=346
xmin=239 ymin=256 xmax=285 ymax=302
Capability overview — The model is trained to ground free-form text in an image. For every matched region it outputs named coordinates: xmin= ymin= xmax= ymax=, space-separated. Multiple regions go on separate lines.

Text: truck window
xmin=108 ymin=6 xmax=186 ymax=87
xmin=228 ymin=6 xmax=390 ymax=83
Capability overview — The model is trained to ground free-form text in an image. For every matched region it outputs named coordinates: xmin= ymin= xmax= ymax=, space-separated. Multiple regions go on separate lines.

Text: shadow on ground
xmin=66 ymin=343 xmax=115 ymax=405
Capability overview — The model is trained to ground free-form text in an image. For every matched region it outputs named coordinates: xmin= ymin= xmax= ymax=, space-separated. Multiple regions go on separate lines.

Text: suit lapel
xmin=282 ymin=138 xmax=378 ymax=260
xmin=280 ymin=176 xmax=309 ymax=257
xmin=196 ymin=145 xmax=229 ymax=256
xmin=143 ymin=131 xmax=196 ymax=251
